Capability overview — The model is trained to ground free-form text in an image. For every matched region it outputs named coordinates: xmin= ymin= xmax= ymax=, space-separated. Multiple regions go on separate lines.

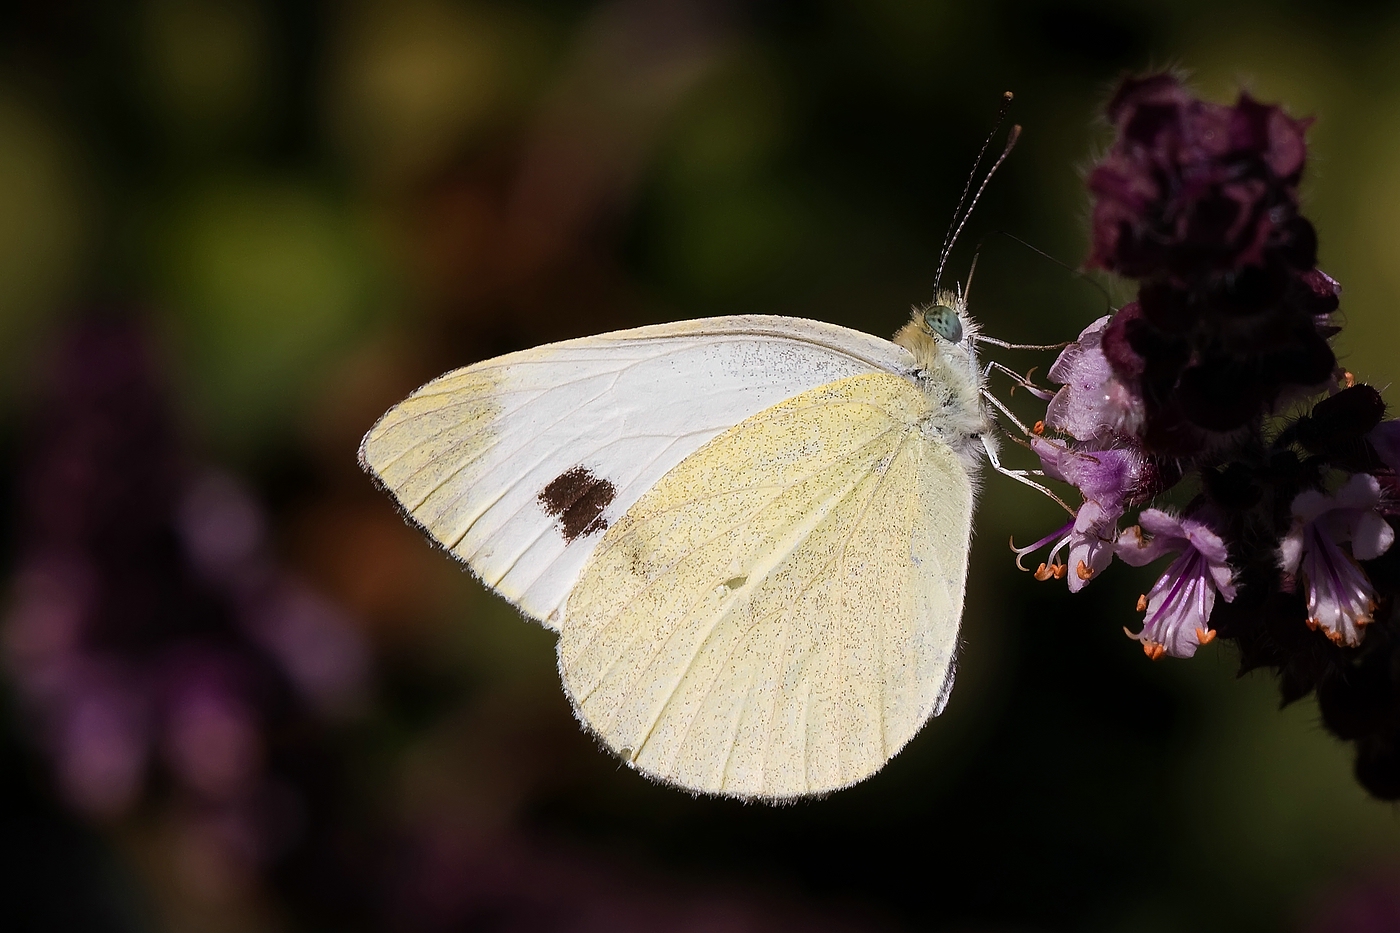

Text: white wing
xmin=359 ymin=316 xmax=915 ymax=629
xmin=559 ymin=373 xmax=973 ymax=798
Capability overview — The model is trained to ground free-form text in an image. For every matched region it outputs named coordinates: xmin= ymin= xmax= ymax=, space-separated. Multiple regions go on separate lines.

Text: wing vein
xmin=659 ymin=594 xmax=793 ymax=782
xmin=631 ymin=427 xmax=906 ymax=773
xmin=756 ymin=596 xmax=794 ymax=794
xmin=440 ymin=375 xmax=625 ymax=552
xmin=370 ymin=385 xmax=548 ymax=478
xmin=566 ymin=424 xmax=903 ymax=676
xmin=392 ymin=371 xmax=620 ymax=516
xmin=822 ymin=432 xmax=917 ymax=778
xmin=715 ymin=625 xmax=766 ymax=791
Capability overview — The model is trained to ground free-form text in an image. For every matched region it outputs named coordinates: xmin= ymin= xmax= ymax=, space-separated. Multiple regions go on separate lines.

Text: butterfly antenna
xmin=933 ymin=91 xmax=1015 ymax=294
xmin=975 ymin=229 xmax=1115 ymax=317
xmin=936 ymin=123 xmax=1021 ymax=294
xmin=962 ymin=250 xmax=981 ymax=302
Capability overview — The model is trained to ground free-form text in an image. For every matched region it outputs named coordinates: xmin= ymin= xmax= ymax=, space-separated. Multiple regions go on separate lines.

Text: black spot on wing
xmin=539 ymin=466 xmax=617 ymax=542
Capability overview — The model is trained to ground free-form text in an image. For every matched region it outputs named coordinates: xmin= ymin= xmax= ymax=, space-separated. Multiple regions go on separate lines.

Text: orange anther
xmin=1052 ymin=563 xmax=1067 ymax=580
xmin=1344 ymin=370 xmax=1356 ymax=388
xmin=1305 ymin=617 xmax=1320 ymax=631
xmin=1034 ymin=562 xmax=1055 ymax=581
xmin=1196 ymin=627 xmax=1216 ymax=645
xmin=1143 ymin=642 xmax=1166 ymax=660
xmin=1076 ymin=560 xmax=1094 ymax=581
xmin=1326 ymin=628 xmax=1347 ymax=645
xmin=1032 ymin=420 xmax=1045 ymax=436
xmin=1136 ymin=594 xmax=1148 ymax=612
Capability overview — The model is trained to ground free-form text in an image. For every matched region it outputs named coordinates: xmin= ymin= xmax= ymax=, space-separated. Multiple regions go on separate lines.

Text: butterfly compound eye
xmin=923 ymin=304 xmax=964 ymax=343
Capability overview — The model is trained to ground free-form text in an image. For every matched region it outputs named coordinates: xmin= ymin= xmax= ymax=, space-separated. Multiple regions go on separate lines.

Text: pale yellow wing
xmin=558 ymin=373 xmax=973 ymax=799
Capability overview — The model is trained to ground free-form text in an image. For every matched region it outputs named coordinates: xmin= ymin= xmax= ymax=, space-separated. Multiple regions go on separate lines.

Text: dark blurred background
xmin=2 ymin=2 xmax=1399 ymax=932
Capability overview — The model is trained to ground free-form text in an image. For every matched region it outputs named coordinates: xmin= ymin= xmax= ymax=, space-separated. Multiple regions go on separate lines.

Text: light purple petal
xmin=1116 ymin=521 xmax=1176 ymax=566
xmin=1180 ymin=517 xmax=1230 ymax=565
xmin=1047 ymin=316 xmax=1111 ymax=384
xmin=1299 ymin=526 xmax=1376 ymax=646
xmin=1031 ymin=437 xmax=1144 ymax=512
xmin=1067 ymin=448 xmax=1142 ymax=510
xmin=1043 ymin=314 xmax=1145 ymax=442
xmin=1031 ymin=437 xmax=1071 ymax=483
xmin=1208 ymin=560 xmax=1238 ymax=601
xmin=1283 ymin=476 xmax=1391 ymax=646
xmin=1350 ymin=510 xmax=1394 ymax=561
xmin=1135 ymin=508 xmax=1188 ymax=542
xmin=1332 ymin=472 xmax=1382 ymax=512
xmin=1066 ymin=500 xmax=1118 ymax=593
xmin=1278 ymin=529 xmax=1304 ymax=575
xmin=1130 ymin=548 xmax=1219 ymax=659
xmin=1291 ymin=487 xmax=1334 ymax=524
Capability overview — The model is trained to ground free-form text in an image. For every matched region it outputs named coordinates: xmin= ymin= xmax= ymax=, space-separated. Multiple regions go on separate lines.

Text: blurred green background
xmin=2 ymin=2 xmax=1399 ymax=932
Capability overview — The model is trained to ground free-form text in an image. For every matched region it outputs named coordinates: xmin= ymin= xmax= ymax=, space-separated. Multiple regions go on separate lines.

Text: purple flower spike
xmin=1116 ymin=510 xmax=1237 ymax=658
xmin=1279 ymin=473 xmax=1395 ymax=646
xmin=1083 ymin=75 xmax=1338 ymax=451
xmin=1045 ymin=315 xmax=1145 ymax=440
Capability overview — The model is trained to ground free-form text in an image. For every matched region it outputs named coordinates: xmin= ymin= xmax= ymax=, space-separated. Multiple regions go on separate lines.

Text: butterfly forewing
xmin=359 ymin=317 xmax=916 ymax=630
xmin=558 ymin=373 xmax=973 ymax=798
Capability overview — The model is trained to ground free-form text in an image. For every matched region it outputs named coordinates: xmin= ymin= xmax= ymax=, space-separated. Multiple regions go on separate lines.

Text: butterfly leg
xmin=980 ymin=387 xmax=1042 ymax=439
xmin=982 ymin=360 xmax=1055 ymax=400
xmin=975 ymin=335 xmax=1071 ymax=351
xmin=980 ymin=434 xmax=1075 ymax=514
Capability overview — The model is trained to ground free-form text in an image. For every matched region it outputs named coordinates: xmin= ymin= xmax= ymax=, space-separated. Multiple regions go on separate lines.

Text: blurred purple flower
xmin=3 ymin=554 xmax=94 ymax=687
xmin=177 ymin=471 xmax=268 ymax=584
xmin=53 ymin=671 xmax=149 ymax=818
xmin=1116 ymin=510 xmax=1236 ymax=659
xmin=1279 ymin=473 xmax=1394 ymax=647
xmin=176 ymin=472 xmax=368 ymax=714
xmin=161 ymin=653 xmax=264 ymax=801
xmin=247 ymin=582 xmax=367 ymax=714
xmin=1 ymin=317 xmax=368 ymax=857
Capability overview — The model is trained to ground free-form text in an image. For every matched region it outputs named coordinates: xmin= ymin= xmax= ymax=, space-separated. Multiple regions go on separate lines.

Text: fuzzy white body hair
xmin=892 ymin=289 xmax=995 ymax=485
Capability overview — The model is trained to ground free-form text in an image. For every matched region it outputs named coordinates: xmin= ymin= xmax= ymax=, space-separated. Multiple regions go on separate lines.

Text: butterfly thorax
xmin=893 ymin=289 xmax=992 ymax=473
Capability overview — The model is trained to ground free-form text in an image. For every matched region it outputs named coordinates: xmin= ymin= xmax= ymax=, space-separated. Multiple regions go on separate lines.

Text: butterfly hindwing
xmin=358 ymin=316 xmax=916 ymax=630
xmin=558 ymin=373 xmax=974 ymax=799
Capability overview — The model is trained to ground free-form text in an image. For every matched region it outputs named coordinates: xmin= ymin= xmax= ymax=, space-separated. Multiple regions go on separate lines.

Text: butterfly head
xmin=921 ymin=288 xmax=970 ymax=346
xmin=897 ymin=285 xmax=982 ymax=385
xmin=923 ymin=302 xmax=964 ymax=344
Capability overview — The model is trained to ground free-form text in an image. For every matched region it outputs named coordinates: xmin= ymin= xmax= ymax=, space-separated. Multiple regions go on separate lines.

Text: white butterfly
xmin=359 ymin=290 xmax=1064 ymax=799
xmin=361 ymin=104 xmax=1048 ymax=799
